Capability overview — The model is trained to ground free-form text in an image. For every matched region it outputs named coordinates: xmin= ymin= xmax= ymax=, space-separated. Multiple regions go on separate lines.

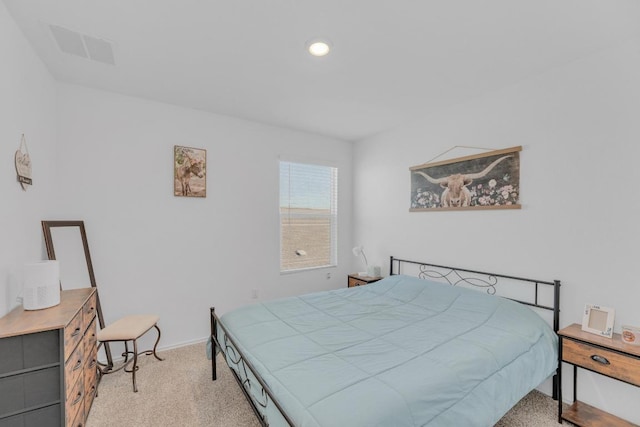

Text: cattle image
xmin=174 ymin=145 xmax=206 ymax=197
xmin=410 ymin=147 xmax=521 ymax=211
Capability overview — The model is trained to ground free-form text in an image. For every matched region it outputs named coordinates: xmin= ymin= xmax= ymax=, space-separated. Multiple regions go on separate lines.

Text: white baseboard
xmin=97 ymin=336 xmax=209 ymax=365
xmin=157 ymin=336 xmax=209 ymax=352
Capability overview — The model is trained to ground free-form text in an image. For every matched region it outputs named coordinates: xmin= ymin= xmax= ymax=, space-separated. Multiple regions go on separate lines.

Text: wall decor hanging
xmin=174 ymin=145 xmax=206 ymax=197
xmin=15 ymin=134 xmax=32 ymax=191
xmin=410 ymin=146 xmax=521 ymax=211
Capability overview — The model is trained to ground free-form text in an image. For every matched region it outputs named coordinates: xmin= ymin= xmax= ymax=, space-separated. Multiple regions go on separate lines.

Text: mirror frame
xmin=41 ymin=220 xmax=113 ymax=366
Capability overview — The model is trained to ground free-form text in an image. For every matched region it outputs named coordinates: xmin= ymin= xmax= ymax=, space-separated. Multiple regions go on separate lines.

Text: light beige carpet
xmin=87 ymin=342 xmax=563 ymax=426
xmin=87 ymin=342 xmax=259 ymax=427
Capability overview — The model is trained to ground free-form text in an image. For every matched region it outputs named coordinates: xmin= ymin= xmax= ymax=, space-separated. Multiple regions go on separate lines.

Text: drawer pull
xmin=591 ymin=354 xmax=610 ymax=365
xmin=71 ymin=327 xmax=81 ymax=337
xmin=72 ymin=390 xmax=83 ymax=405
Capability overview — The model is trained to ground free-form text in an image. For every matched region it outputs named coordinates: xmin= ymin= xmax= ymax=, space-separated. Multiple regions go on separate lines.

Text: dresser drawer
xmin=66 ymin=373 xmax=85 ymax=427
xmin=65 ymin=342 xmax=85 ymax=401
xmin=84 ymin=317 xmax=97 ymax=357
xmin=563 ymin=338 xmax=640 ymax=386
xmin=0 ymin=403 xmax=61 ymax=427
xmin=85 ymin=345 xmax=97 ymax=373
xmin=0 ymin=367 xmax=60 ymax=416
xmin=84 ymin=343 xmax=98 ymax=387
xmin=68 ymin=407 xmax=84 ymax=427
xmin=82 ymin=293 xmax=97 ymax=330
xmin=83 ymin=353 xmax=97 ymax=420
xmin=64 ymin=310 xmax=84 ymax=362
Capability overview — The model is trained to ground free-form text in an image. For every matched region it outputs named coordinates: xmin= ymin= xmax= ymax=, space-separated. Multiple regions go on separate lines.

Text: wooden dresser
xmin=0 ymin=288 xmax=98 ymax=427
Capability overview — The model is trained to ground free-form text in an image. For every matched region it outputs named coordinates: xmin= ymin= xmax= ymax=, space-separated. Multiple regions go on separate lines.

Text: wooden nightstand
xmin=558 ymin=323 xmax=640 ymax=426
xmin=348 ymin=274 xmax=382 ymax=288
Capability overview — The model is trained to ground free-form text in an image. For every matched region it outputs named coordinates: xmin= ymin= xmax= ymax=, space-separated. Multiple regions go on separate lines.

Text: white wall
xmin=54 ymin=84 xmax=353 ymax=351
xmin=0 ymin=2 xmax=58 ymax=317
xmin=353 ymin=38 xmax=640 ymax=423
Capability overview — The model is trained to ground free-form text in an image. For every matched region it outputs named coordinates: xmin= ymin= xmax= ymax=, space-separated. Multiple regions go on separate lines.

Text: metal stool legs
xmin=98 ymin=324 xmax=164 ymax=392
xmin=122 ymin=325 xmax=164 ymax=392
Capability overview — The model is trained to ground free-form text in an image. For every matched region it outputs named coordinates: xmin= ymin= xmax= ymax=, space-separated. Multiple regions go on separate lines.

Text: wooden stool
xmin=97 ymin=314 xmax=164 ymax=392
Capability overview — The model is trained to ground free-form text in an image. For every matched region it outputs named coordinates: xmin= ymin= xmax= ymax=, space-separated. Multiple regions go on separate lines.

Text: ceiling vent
xmin=49 ymin=24 xmax=115 ymax=65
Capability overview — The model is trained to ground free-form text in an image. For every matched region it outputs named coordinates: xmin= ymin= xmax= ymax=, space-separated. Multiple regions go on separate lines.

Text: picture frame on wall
xmin=581 ymin=304 xmax=615 ymax=338
xmin=174 ymin=145 xmax=206 ymax=198
xmin=410 ymin=146 xmax=521 ymax=212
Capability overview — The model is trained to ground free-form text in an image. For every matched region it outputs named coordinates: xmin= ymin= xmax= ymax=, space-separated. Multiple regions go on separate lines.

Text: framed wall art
xmin=410 ymin=146 xmax=521 ymax=211
xmin=174 ymin=145 xmax=206 ymax=198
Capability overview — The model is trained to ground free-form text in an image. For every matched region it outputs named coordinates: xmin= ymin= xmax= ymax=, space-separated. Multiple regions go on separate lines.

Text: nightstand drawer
xmin=563 ymin=338 xmax=640 ymax=386
xmin=347 ymin=274 xmax=382 ymax=288
xmin=348 ymin=277 xmax=365 ymax=287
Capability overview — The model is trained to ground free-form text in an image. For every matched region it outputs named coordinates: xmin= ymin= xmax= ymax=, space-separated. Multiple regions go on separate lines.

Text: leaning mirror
xmin=41 ymin=220 xmax=113 ymax=366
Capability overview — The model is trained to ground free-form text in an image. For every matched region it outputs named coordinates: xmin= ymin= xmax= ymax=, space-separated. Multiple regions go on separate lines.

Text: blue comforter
xmin=219 ymin=274 xmax=558 ymax=426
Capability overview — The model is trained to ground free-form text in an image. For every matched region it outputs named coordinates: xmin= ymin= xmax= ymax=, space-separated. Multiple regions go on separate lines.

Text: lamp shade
xmin=23 ymin=261 xmax=60 ymax=310
xmin=352 ymin=246 xmax=368 ymax=267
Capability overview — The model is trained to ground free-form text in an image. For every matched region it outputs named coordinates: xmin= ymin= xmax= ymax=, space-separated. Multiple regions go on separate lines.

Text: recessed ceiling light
xmin=307 ymin=39 xmax=331 ymax=57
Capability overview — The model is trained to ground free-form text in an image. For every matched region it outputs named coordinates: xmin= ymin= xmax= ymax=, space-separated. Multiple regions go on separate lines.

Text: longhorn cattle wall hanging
xmin=410 ymin=146 xmax=521 ymax=211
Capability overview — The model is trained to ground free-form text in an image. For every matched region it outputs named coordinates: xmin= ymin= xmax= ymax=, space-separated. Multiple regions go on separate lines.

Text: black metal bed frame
xmin=210 ymin=256 xmax=561 ymax=426
xmin=389 ymin=257 xmax=561 ymax=333
xmin=210 ymin=307 xmax=295 ymax=427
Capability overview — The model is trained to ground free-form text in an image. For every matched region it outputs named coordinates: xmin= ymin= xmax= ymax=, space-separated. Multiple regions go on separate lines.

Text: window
xmin=279 ymin=161 xmax=338 ymax=272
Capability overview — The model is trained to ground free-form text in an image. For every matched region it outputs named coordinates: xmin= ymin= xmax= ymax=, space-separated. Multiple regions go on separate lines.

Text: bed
xmin=210 ymin=257 xmax=561 ymax=426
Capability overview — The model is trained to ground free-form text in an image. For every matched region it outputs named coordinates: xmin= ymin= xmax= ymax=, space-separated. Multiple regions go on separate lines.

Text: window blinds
xmin=279 ymin=161 xmax=338 ymax=272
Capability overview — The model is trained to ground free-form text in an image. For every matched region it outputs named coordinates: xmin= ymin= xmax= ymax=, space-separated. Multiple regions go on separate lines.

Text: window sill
xmin=280 ymin=265 xmax=337 ymax=275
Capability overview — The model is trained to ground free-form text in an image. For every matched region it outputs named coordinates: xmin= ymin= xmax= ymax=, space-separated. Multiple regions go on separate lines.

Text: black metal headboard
xmin=389 ymin=256 xmax=561 ymax=333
